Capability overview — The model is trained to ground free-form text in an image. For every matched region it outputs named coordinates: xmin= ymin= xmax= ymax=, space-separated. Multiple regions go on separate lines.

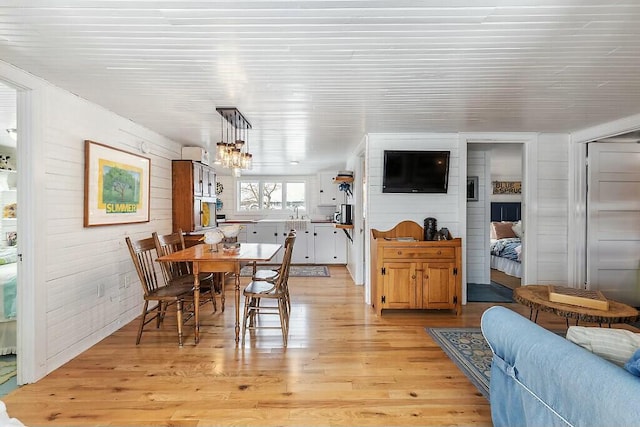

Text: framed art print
xmin=84 ymin=140 xmax=151 ymax=227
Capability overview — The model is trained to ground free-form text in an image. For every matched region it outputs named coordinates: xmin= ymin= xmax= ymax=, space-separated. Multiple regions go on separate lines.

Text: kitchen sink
xmin=285 ymin=218 xmax=310 ymax=232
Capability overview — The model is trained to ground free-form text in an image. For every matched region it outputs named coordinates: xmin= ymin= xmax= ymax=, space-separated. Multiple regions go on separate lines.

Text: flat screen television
xmin=382 ymin=150 xmax=450 ymax=193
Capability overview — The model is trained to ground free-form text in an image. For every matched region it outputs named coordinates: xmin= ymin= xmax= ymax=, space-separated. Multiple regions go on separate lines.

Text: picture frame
xmin=467 ymin=176 xmax=479 ymax=201
xmin=492 ymin=180 xmax=522 ymax=195
xmin=84 ymin=140 xmax=151 ymax=227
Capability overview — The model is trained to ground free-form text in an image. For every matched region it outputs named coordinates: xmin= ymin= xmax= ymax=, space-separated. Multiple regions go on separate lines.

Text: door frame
xmin=459 ymin=133 xmax=539 ymax=304
xmin=0 ymin=65 xmax=47 ymax=384
xmin=568 ymin=113 xmax=640 ymax=288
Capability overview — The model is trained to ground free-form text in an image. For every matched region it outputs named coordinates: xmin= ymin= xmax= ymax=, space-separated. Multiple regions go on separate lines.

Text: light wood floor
xmin=5 ymin=267 xmax=572 ymax=426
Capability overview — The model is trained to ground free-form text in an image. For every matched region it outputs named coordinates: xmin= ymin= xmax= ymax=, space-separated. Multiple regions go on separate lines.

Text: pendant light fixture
xmin=215 ymin=107 xmax=253 ymax=176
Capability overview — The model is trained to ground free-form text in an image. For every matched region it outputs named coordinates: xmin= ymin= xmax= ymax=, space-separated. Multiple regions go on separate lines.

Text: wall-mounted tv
xmin=382 ymin=150 xmax=450 ymax=193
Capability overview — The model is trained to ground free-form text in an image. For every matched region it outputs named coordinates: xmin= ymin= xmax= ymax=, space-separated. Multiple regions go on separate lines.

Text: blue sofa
xmin=481 ymin=306 xmax=640 ymax=427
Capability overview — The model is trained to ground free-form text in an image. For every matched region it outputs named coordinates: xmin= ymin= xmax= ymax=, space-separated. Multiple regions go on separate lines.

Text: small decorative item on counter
xmin=424 ymin=217 xmax=437 ymax=241
xmin=437 ymin=227 xmax=450 ymax=240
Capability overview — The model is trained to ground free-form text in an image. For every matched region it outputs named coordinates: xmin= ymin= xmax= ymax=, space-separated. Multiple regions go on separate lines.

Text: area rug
xmin=0 ymin=360 xmax=16 ymax=385
xmin=240 ymin=265 xmax=330 ymax=277
xmin=467 ymin=282 xmax=514 ymax=303
xmin=427 ymin=328 xmax=491 ymax=400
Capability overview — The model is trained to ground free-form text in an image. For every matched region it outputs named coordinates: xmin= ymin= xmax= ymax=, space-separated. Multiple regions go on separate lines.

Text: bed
xmin=0 ymin=246 xmax=17 ymax=355
xmin=490 ymin=202 xmax=522 ymax=279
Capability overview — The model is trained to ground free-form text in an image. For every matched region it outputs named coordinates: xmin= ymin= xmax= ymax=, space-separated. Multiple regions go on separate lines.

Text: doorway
xmin=466 ymin=142 xmax=523 ymax=302
xmin=0 ymin=81 xmax=17 ymax=393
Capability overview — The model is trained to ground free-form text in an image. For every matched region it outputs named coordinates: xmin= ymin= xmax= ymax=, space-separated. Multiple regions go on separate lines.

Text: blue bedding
xmin=491 ymin=238 xmax=521 ymax=262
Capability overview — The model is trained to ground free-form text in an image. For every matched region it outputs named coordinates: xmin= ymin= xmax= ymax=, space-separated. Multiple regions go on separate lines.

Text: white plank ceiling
xmin=1 ymin=1 xmax=640 ymax=174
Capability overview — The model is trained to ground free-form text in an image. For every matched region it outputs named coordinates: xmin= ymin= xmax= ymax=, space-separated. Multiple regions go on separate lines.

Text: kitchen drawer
xmin=382 ymin=247 xmax=455 ymax=259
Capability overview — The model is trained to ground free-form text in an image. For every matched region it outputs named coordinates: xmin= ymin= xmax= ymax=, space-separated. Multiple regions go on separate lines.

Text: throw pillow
xmin=511 ymin=220 xmax=524 ymax=238
xmin=491 ymin=221 xmax=517 ymax=240
xmin=566 ymin=326 xmax=640 ymax=367
xmin=624 ymin=348 xmax=640 ymax=376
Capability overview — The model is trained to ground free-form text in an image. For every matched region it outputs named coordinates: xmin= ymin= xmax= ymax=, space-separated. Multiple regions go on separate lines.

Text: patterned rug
xmin=426 ymin=328 xmax=491 ymax=400
xmin=240 ymin=265 xmax=330 ymax=277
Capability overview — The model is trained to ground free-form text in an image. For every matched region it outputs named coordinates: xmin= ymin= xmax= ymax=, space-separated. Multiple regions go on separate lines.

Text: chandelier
xmin=215 ymin=107 xmax=253 ymax=176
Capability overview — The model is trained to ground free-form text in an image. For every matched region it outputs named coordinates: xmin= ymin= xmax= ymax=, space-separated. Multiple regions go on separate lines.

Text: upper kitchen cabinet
xmin=317 ymin=172 xmax=338 ymax=206
xmin=172 ymin=160 xmax=217 ymax=233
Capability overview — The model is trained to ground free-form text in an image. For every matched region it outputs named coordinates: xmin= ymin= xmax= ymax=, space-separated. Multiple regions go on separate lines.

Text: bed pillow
xmin=566 ymin=326 xmax=640 ymax=367
xmin=491 ymin=221 xmax=517 ymax=240
xmin=511 ymin=220 xmax=524 ymax=238
xmin=0 ymin=247 xmax=17 ymax=265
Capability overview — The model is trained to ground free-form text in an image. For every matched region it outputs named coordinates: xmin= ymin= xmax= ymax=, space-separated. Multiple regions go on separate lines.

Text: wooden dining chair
xmin=125 ymin=236 xmax=194 ymax=346
xmin=242 ymin=232 xmax=296 ymax=346
xmin=251 ymin=230 xmax=296 ymax=311
xmin=153 ymin=229 xmax=219 ymax=313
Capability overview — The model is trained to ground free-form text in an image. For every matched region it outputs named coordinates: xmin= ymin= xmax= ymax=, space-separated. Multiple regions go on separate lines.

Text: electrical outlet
xmin=124 ymin=274 xmax=130 ymax=288
xmin=97 ymin=283 xmax=105 ymax=297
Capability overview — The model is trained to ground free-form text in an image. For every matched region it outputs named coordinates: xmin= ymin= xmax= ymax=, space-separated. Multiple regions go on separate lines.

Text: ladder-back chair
xmin=125 ymin=236 xmax=194 ymax=346
xmin=153 ymin=229 xmax=220 ymax=313
xmin=241 ymin=232 xmax=296 ymax=346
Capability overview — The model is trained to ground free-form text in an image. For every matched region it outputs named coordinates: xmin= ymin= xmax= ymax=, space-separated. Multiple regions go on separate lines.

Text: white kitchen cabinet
xmin=245 ymin=222 xmax=278 ymax=244
xmin=291 ymin=229 xmax=314 ymax=264
xmin=231 ymin=221 xmax=345 ymax=264
xmin=250 ymin=222 xmax=282 ymax=264
xmin=313 ymin=224 xmax=347 ymax=264
xmin=318 ymin=172 xmax=338 ymax=206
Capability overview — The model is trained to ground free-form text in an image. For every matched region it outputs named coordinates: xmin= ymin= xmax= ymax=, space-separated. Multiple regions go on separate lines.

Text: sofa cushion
xmin=566 ymin=326 xmax=640 ymax=367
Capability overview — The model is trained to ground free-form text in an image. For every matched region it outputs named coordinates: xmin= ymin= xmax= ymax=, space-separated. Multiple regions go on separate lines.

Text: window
xmin=238 ymin=179 xmax=306 ymax=213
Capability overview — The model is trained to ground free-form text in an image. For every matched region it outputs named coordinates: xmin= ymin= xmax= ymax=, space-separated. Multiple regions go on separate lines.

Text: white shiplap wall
xmin=466 ymin=148 xmax=490 ymax=285
xmin=367 ymin=133 xmax=461 ymax=235
xmin=534 ymin=133 xmax=570 ymax=285
xmin=364 ymin=133 xmax=460 ymax=305
xmin=41 ymin=85 xmax=183 ymax=372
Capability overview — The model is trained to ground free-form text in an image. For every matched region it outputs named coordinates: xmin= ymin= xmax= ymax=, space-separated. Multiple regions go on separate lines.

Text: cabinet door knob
xmin=437 ymin=250 xmax=442 ymax=255
xmin=397 ymin=251 xmax=402 ymax=255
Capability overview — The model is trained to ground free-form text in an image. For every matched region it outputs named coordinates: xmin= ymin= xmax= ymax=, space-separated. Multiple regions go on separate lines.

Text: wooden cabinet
xmin=172 ymin=160 xmax=217 ymax=233
xmin=370 ymin=220 xmax=462 ymax=316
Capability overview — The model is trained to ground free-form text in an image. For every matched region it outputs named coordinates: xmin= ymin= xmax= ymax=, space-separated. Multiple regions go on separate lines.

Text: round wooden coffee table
xmin=513 ymin=285 xmax=639 ymax=327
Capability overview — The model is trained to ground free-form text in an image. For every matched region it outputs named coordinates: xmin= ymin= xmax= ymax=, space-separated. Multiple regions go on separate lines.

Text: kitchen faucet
xmin=294 ymin=206 xmax=299 ymax=219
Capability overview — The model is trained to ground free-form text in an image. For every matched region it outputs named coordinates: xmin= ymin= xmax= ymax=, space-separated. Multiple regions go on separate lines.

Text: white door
xmin=587 ymin=142 xmax=640 ymax=306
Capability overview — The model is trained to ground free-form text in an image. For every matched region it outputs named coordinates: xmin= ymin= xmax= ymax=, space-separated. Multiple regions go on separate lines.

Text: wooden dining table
xmin=157 ymin=242 xmax=282 ymax=345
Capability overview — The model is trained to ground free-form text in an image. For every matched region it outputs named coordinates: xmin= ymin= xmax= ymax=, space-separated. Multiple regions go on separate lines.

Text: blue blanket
xmin=491 ymin=238 xmax=521 ymax=262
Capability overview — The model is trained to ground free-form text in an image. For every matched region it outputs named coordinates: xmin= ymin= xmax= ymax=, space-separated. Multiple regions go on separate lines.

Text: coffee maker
xmin=340 ymin=204 xmax=353 ymax=225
